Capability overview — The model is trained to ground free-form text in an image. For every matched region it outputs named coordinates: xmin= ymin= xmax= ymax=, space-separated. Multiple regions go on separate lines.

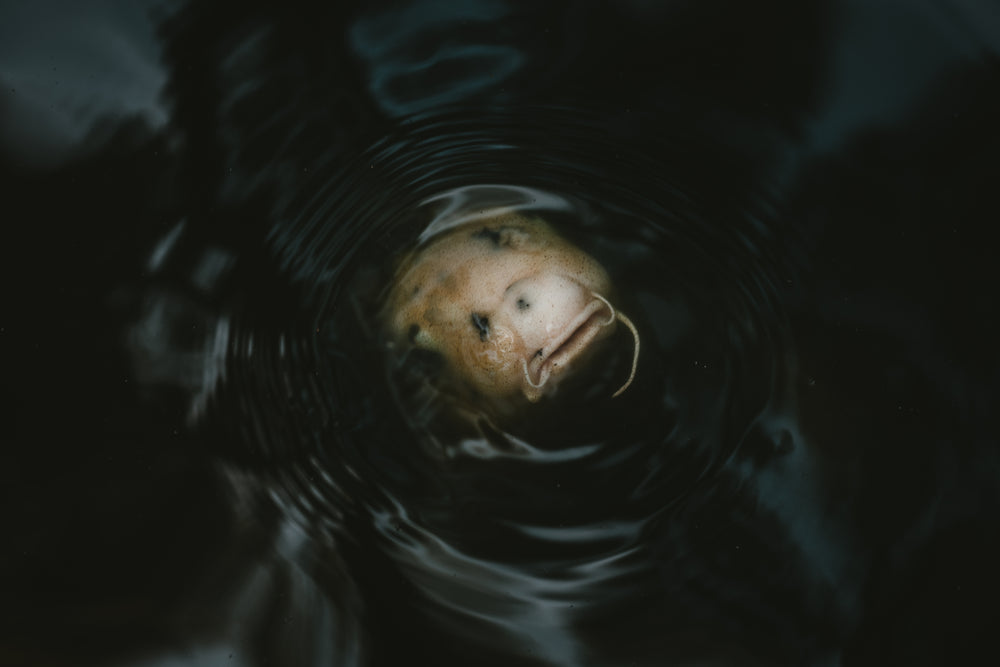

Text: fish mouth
xmin=523 ymin=298 xmax=614 ymax=399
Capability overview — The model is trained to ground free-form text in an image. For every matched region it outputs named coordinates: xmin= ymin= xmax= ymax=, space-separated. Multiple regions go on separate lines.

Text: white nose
xmin=502 ymin=273 xmax=591 ymax=353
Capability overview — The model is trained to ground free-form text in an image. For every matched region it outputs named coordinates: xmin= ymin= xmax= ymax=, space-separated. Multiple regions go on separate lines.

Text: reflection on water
xmin=0 ymin=0 xmax=170 ymax=167
xmin=350 ymin=0 xmax=524 ymax=117
xmin=2 ymin=1 xmax=999 ymax=666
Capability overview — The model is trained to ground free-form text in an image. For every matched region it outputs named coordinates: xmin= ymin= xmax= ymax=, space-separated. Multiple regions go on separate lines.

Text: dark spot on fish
xmin=471 ymin=313 xmax=490 ymax=341
xmin=471 ymin=225 xmax=525 ymax=249
xmin=407 ymin=324 xmax=420 ymax=343
xmin=472 ymin=227 xmax=503 ymax=246
xmin=517 ymin=297 xmax=530 ymax=311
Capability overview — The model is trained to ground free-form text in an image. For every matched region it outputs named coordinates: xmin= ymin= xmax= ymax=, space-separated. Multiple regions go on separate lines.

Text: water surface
xmin=2 ymin=1 xmax=999 ymax=666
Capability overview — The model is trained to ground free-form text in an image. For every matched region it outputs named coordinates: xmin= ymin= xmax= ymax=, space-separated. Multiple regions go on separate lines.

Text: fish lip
xmin=526 ymin=298 xmax=612 ymax=386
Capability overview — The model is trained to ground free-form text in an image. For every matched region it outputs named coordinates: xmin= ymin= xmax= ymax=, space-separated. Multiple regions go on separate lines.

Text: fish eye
xmin=471 ymin=313 xmax=490 ymax=341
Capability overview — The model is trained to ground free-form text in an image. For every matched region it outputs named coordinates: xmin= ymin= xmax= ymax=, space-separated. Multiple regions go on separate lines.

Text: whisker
xmin=612 ymin=311 xmax=640 ymax=398
xmin=522 ymin=358 xmax=550 ymax=389
xmin=591 ymin=291 xmax=617 ymax=326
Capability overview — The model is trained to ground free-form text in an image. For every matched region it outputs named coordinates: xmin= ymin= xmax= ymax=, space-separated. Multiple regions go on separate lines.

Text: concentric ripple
xmin=128 ymin=105 xmax=803 ymax=663
xmin=128 ymin=93 xmax=803 ymax=659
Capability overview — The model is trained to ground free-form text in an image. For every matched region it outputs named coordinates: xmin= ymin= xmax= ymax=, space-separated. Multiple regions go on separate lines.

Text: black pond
xmin=2 ymin=1 xmax=999 ymax=666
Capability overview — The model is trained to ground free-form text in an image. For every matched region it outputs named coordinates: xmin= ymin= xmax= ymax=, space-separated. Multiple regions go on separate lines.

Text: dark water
xmin=3 ymin=1 xmax=999 ymax=665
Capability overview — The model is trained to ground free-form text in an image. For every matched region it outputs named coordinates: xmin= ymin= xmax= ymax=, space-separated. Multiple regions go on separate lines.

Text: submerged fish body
xmin=385 ymin=212 xmax=637 ymax=403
